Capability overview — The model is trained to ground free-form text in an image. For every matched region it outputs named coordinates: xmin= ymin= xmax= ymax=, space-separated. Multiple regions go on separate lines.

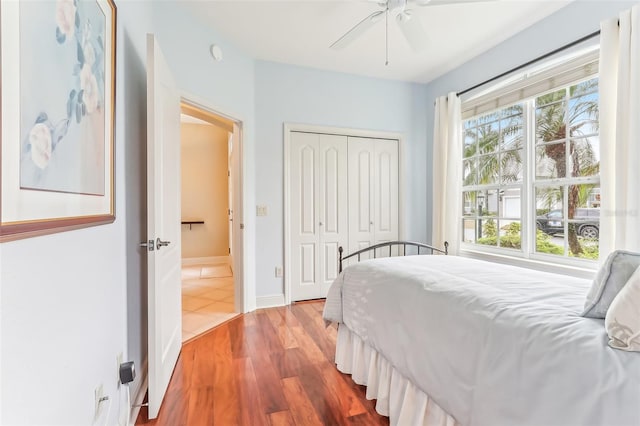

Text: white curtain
xmin=432 ymin=93 xmax=462 ymax=254
xmin=599 ymin=5 xmax=640 ymax=261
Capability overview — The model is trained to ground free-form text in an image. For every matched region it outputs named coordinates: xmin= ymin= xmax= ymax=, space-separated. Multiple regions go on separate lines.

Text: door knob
xmin=319 ymin=221 xmax=323 ymax=226
xmin=156 ymin=238 xmax=171 ymax=249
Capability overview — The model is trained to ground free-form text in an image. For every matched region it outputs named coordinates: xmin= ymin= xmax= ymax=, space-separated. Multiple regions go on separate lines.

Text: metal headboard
xmin=338 ymin=240 xmax=449 ymax=273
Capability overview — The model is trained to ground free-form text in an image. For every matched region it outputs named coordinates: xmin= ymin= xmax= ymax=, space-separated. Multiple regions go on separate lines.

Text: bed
xmin=323 ymin=242 xmax=640 ymax=426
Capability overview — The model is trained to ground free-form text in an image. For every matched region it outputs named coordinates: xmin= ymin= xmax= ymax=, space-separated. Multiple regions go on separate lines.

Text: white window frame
xmin=459 ymin=49 xmax=601 ymax=278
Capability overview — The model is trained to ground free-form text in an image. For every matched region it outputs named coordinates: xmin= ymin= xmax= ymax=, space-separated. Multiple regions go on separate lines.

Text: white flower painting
xmin=20 ymin=0 xmax=106 ymax=195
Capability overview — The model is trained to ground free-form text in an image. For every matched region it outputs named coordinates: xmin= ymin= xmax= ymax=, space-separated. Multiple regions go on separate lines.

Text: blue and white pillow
xmin=582 ymin=250 xmax=640 ymax=319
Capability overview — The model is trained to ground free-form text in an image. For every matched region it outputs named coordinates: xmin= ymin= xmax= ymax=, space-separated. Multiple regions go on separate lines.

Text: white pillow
xmin=605 ymin=265 xmax=640 ymax=352
xmin=583 ymin=250 xmax=640 ymax=318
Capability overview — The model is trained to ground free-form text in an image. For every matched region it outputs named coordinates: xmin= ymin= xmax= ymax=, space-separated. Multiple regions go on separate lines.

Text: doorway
xmin=179 ymin=101 xmax=243 ymax=341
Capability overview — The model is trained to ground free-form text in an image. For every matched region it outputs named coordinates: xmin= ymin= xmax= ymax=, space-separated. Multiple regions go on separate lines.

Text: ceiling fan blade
xmin=396 ymin=10 xmax=427 ymax=52
xmin=413 ymin=0 xmax=499 ymax=6
xmin=330 ymin=10 xmax=385 ymax=50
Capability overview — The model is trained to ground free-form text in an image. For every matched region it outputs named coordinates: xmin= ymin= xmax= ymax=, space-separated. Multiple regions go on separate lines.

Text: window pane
xmin=571 ymin=78 xmax=598 ymax=97
xmin=500 ymin=149 xmax=523 ymax=183
xmin=464 ymin=128 xmax=477 ymax=158
xmin=463 ymin=191 xmax=478 ymax=217
xmin=462 ymin=219 xmax=477 ymax=243
xmin=536 ymin=88 xmax=565 ymax=107
xmin=500 ymin=116 xmax=523 ymax=151
xmin=535 ymin=186 xmax=565 ymax=256
xmin=570 ymin=136 xmax=600 ymax=178
xmin=568 ymin=93 xmax=598 ymax=137
xmin=500 ymin=187 xmax=521 ymax=218
xmin=477 ymin=218 xmax=497 ymax=246
xmin=502 ymin=104 xmax=523 ymax=117
xmin=568 ymin=185 xmax=600 ymax=259
xmin=477 ymin=121 xmax=500 ymax=154
xmin=481 ymin=189 xmax=499 ymax=217
xmin=536 ymin=142 xmax=566 ymax=179
xmin=477 ymin=111 xmax=500 ymax=126
xmin=499 ymin=220 xmax=521 ymax=250
xmin=464 ymin=118 xmax=477 ymax=130
xmin=463 ymin=159 xmax=477 ymax=185
xmin=477 ymin=155 xmax=499 ymax=185
xmin=536 ymin=103 xmax=567 ymax=143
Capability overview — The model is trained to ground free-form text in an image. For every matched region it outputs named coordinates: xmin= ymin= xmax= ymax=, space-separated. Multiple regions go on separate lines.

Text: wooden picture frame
xmin=1 ymin=0 xmax=117 ymax=242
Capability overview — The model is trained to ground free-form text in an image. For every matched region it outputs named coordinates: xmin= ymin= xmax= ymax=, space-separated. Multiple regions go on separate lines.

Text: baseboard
xmin=256 ymin=294 xmax=286 ymax=309
xmin=182 ymin=256 xmax=229 ymax=266
xmin=129 ymin=357 xmax=148 ymax=426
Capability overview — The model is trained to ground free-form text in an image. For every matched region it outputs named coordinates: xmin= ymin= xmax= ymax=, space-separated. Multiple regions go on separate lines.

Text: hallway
xmin=181 ymin=262 xmax=239 ymax=341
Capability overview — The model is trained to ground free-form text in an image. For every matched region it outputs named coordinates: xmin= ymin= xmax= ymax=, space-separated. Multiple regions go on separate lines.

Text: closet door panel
xmin=319 ymin=134 xmax=348 ymax=295
xmin=290 ymin=132 xmax=320 ymax=301
xmin=348 ymin=137 xmax=375 ymax=260
xmin=374 ymin=139 xmax=399 ymax=255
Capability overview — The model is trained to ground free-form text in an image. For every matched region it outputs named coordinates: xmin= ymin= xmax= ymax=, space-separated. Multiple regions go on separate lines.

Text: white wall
xmin=423 ymin=0 xmax=639 ymax=243
xmin=255 ymin=61 xmax=428 ymax=297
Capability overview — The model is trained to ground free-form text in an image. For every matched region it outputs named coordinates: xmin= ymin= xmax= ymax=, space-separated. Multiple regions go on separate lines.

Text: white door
xmin=146 ymin=34 xmax=182 ymax=420
xmin=228 ymin=131 xmax=233 ymax=258
xmin=230 ymin=123 xmax=244 ymax=312
xmin=348 ymin=137 xmax=399 ymax=259
xmin=290 ymin=132 xmax=347 ymax=301
xmin=373 ymin=138 xmax=399 ymax=248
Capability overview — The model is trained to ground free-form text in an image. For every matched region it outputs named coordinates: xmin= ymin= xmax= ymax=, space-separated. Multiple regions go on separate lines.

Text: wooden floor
xmin=136 ymin=301 xmax=389 ymax=426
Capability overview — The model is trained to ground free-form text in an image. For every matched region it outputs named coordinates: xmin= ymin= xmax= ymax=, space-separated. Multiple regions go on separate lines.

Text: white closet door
xmin=373 ymin=138 xmax=399 ymax=251
xmin=348 ymin=137 xmax=398 ymax=259
xmin=348 ymin=137 xmax=375 ymax=259
xmin=290 ymin=132 xmax=347 ymax=301
xmin=318 ymin=134 xmax=348 ymax=295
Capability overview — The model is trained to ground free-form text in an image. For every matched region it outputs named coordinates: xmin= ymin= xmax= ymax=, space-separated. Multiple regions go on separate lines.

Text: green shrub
xmin=476 ymin=222 xmax=564 ymax=254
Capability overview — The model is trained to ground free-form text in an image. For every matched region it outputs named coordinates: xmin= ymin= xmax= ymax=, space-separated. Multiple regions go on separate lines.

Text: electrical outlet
xmin=256 ymin=205 xmax=268 ymax=216
xmin=275 ymin=266 xmax=283 ymax=277
xmin=94 ymin=384 xmax=104 ymax=420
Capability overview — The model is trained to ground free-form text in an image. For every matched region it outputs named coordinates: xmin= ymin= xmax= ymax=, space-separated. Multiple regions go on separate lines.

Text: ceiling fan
xmin=330 ymin=0 xmax=496 ymax=64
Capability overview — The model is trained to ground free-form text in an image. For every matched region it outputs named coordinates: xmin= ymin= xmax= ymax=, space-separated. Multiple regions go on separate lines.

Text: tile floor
xmin=181 ymin=262 xmax=239 ymax=342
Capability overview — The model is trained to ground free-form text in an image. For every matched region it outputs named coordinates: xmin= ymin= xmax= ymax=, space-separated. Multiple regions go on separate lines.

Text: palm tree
xmin=535 ymin=79 xmax=599 ymax=255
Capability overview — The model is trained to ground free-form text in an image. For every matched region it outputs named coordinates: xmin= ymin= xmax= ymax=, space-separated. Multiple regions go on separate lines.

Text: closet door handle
xmin=319 ymin=222 xmax=323 ymax=227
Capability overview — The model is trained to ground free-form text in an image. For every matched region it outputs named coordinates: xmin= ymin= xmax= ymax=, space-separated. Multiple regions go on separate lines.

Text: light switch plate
xmin=256 ymin=205 xmax=268 ymax=216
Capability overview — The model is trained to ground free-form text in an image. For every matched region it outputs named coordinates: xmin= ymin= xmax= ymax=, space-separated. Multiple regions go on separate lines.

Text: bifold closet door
xmin=347 ymin=137 xmax=399 ymax=259
xmin=290 ymin=132 xmax=347 ymax=301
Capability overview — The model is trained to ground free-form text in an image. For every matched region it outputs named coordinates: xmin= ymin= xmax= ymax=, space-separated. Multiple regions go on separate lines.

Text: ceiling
xmin=181 ymin=0 xmax=573 ymax=83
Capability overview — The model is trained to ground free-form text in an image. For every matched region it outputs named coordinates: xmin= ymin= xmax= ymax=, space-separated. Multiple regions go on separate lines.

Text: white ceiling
xmin=181 ymin=0 xmax=574 ymax=83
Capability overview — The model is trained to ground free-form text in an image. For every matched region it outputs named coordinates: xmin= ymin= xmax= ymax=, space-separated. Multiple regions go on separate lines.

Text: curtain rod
xmin=456 ymin=29 xmax=601 ymax=97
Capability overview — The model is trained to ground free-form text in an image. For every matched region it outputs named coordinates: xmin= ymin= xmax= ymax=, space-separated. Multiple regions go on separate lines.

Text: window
xmin=461 ymin=75 xmax=600 ymax=263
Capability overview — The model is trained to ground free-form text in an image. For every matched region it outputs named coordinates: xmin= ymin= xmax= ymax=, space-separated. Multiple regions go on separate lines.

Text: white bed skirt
xmin=335 ymin=324 xmax=458 ymax=426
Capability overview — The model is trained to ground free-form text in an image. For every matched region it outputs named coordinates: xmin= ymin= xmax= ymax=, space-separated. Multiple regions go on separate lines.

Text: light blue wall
xmin=152 ymin=1 xmax=258 ymax=309
xmin=423 ymin=0 xmax=639 ymax=243
xmin=1 ymin=1 xmax=154 ymax=424
xmin=255 ymin=61 xmax=428 ymax=297
xmin=0 ymin=2 xmax=259 ymax=424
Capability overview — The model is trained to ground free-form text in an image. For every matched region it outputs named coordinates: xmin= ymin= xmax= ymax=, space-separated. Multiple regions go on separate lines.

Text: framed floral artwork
xmin=1 ymin=0 xmax=116 ymax=242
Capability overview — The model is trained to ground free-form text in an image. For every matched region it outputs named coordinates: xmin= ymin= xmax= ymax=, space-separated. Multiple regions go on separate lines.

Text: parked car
xmin=536 ymin=208 xmax=599 ymax=238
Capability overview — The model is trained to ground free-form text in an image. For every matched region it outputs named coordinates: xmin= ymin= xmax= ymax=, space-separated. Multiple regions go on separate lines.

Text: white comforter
xmin=323 ymin=255 xmax=640 ymax=426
